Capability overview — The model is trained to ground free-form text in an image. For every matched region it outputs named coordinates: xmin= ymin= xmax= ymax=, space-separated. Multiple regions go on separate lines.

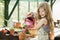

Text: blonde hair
xmin=37 ymin=2 xmax=54 ymax=34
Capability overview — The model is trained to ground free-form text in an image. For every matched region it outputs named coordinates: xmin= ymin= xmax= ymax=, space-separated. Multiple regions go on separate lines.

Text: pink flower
xmin=22 ymin=29 xmax=26 ymax=33
xmin=26 ymin=22 xmax=30 ymax=25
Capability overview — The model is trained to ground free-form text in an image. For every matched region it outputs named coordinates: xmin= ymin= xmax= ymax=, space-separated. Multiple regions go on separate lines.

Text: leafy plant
xmin=23 ymin=23 xmax=27 ymax=29
xmin=10 ymin=27 xmax=14 ymax=30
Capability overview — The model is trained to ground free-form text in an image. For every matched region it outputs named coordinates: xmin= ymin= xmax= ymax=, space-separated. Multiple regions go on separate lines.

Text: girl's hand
xmin=48 ymin=32 xmax=54 ymax=40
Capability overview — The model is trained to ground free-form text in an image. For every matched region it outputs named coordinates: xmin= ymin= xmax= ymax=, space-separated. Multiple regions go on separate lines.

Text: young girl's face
xmin=39 ymin=8 xmax=46 ymax=18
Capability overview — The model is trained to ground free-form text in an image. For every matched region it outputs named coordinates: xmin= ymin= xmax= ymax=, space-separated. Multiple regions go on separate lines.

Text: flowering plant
xmin=22 ymin=23 xmax=30 ymax=34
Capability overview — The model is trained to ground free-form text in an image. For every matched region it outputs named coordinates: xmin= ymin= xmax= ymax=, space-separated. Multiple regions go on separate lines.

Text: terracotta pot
xmin=15 ymin=22 xmax=21 ymax=28
xmin=10 ymin=30 xmax=14 ymax=36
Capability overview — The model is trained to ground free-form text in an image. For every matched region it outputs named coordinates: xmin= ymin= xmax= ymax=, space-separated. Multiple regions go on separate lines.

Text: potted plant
xmin=10 ymin=27 xmax=14 ymax=36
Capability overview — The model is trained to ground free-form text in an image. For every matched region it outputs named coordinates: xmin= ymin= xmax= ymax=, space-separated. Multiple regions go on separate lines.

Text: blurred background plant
xmin=22 ymin=23 xmax=27 ymax=29
xmin=22 ymin=23 xmax=30 ymax=34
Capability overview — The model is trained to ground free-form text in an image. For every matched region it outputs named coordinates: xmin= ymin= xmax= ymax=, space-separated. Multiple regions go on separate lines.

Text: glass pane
xmin=9 ymin=0 xmax=17 ymax=14
xmin=8 ymin=0 xmax=18 ymax=27
xmin=19 ymin=1 xmax=28 ymax=24
xmin=53 ymin=0 xmax=60 ymax=22
xmin=30 ymin=2 xmax=37 ymax=12
xmin=0 ymin=2 xmax=4 ymax=27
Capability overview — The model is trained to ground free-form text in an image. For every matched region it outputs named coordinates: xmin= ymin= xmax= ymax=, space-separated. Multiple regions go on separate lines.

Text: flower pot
xmin=10 ymin=29 xmax=14 ymax=36
xmin=15 ymin=22 xmax=21 ymax=28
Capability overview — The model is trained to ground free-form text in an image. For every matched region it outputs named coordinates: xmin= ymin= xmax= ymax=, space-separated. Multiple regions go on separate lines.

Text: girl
xmin=30 ymin=2 xmax=54 ymax=40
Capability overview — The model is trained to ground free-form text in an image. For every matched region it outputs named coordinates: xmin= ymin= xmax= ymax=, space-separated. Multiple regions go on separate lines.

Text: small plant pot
xmin=10 ymin=29 xmax=14 ymax=36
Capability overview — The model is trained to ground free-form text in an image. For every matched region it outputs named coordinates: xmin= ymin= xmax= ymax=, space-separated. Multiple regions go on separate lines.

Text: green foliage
xmin=0 ymin=0 xmax=4 ymax=3
xmin=26 ymin=29 xmax=30 ymax=34
xmin=23 ymin=24 xmax=27 ymax=28
xmin=10 ymin=27 xmax=14 ymax=30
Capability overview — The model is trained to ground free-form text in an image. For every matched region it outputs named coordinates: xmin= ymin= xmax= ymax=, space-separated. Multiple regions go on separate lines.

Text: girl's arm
xmin=32 ymin=18 xmax=47 ymax=30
